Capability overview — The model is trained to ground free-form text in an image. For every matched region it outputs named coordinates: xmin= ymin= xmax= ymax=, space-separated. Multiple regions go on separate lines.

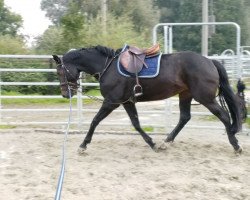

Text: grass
xmin=201 ymin=110 xmax=250 ymax=128
xmin=143 ymin=126 xmax=154 ymax=132
xmin=2 ymin=97 xmax=75 ymax=105
xmin=200 ymin=115 xmax=218 ymax=121
xmin=0 ymin=125 xmax=17 ymax=129
xmin=245 ymin=118 xmax=250 ymax=128
xmin=245 ymin=106 xmax=250 ymax=127
xmin=85 ymin=89 xmax=101 ymax=96
xmin=132 ymin=126 xmax=154 ymax=132
xmin=0 ymin=90 xmax=102 ymax=105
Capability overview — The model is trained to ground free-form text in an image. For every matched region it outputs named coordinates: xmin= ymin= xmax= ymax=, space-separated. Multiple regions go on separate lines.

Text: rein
xmin=58 ymin=52 xmax=134 ymax=104
xmin=54 ymin=84 xmax=73 ymax=200
xmin=95 ymin=53 xmax=119 ymax=81
xmin=57 ymin=63 xmax=79 ymax=92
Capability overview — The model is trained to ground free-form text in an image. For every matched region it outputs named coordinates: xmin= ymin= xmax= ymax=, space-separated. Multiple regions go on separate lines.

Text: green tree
xmin=244 ymin=0 xmax=250 ymax=44
xmin=108 ymin=0 xmax=160 ymax=34
xmin=0 ymin=34 xmax=28 ymax=54
xmin=155 ymin=0 xmax=249 ymax=54
xmin=0 ymin=0 xmax=23 ymax=36
xmin=35 ymin=26 xmax=66 ymax=54
xmin=41 ymin=0 xmax=101 ymax=25
xmin=36 ymin=0 xmax=156 ymax=53
xmin=41 ymin=0 xmax=69 ymax=25
xmin=40 ymin=0 xmax=160 ymax=42
xmin=60 ymin=1 xmax=86 ymax=48
xmin=84 ymin=13 xmax=152 ymax=49
xmin=35 ymin=13 xmax=153 ymax=54
xmin=210 ymin=0 xmax=248 ymax=54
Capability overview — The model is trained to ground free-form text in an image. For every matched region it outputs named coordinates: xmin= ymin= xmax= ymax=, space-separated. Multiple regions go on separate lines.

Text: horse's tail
xmin=212 ymin=59 xmax=242 ymax=134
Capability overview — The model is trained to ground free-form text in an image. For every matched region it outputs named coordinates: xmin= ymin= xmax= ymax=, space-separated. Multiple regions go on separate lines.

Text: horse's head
xmin=53 ymin=46 xmax=116 ymax=98
xmin=52 ymin=55 xmax=79 ymax=98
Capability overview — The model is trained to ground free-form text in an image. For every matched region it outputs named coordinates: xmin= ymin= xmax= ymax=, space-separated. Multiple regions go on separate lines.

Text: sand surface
xmin=1 ymin=129 xmax=250 ymax=200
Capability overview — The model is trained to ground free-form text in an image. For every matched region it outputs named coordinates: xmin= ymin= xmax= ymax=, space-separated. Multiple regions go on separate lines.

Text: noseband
xmin=56 ymin=53 xmax=119 ymax=99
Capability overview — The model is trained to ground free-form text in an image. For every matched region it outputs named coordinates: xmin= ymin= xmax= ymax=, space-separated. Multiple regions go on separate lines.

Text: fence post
xmin=0 ymin=73 xmax=1 ymax=124
xmin=164 ymin=99 xmax=172 ymax=132
xmin=77 ymin=72 xmax=83 ymax=131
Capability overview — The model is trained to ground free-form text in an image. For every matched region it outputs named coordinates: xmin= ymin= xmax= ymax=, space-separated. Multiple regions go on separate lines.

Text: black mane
xmin=94 ymin=45 xmax=116 ymax=57
xmin=63 ymin=49 xmax=82 ymax=63
xmin=63 ymin=45 xmax=116 ymax=63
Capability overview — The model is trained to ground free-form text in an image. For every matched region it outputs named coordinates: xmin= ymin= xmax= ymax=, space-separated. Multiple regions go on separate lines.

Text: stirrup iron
xmin=134 ymin=84 xmax=143 ymax=97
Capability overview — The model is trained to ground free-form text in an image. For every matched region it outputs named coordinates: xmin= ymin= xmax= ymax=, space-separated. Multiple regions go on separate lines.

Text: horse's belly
xmin=138 ymin=84 xmax=183 ymax=101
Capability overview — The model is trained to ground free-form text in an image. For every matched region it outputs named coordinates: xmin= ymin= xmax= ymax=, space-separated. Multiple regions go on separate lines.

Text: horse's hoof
xmin=153 ymin=141 xmax=169 ymax=152
xmin=78 ymin=146 xmax=87 ymax=155
xmin=234 ymin=145 xmax=243 ymax=155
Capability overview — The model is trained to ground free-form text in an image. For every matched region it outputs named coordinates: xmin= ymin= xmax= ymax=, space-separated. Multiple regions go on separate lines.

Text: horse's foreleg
xmin=78 ymin=101 xmax=120 ymax=153
xmin=123 ymin=102 xmax=155 ymax=150
xmin=165 ymin=93 xmax=192 ymax=143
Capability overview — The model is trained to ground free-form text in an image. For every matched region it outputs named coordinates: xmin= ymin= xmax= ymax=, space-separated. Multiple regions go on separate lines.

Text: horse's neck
xmin=78 ymin=55 xmax=106 ymax=74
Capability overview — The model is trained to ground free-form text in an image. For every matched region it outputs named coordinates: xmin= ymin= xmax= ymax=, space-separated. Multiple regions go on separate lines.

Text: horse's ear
xmin=52 ymin=55 xmax=62 ymax=64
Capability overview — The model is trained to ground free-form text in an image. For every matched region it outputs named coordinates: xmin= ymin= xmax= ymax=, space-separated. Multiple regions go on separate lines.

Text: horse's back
xmin=159 ymin=51 xmax=220 ymax=101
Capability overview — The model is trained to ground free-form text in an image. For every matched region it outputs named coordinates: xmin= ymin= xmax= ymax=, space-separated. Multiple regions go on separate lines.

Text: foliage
xmin=40 ymin=0 xmax=69 ymax=25
xmin=0 ymin=1 xmax=28 ymax=55
xmin=1 ymin=91 xmax=65 ymax=104
xmin=38 ymin=0 xmax=159 ymax=52
xmin=209 ymin=0 xmax=248 ymax=54
xmin=41 ymin=0 xmax=160 ymax=31
xmin=39 ymin=0 xmax=250 ymax=55
xmin=0 ymin=57 xmax=60 ymax=94
xmin=107 ymin=0 xmax=159 ymax=34
xmin=0 ymin=34 xmax=28 ymax=54
xmin=155 ymin=0 xmax=249 ymax=54
xmin=0 ymin=0 xmax=23 ymax=36
xmin=60 ymin=1 xmax=86 ymax=48
xmin=83 ymin=13 xmax=153 ymax=49
xmin=35 ymin=13 xmax=154 ymax=53
xmin=35 ymin=26 xmax=66 ymax=54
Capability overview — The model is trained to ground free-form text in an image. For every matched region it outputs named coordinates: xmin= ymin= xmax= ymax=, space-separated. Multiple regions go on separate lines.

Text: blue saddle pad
xmin=117 ymin=46 xmax=162 ymax=78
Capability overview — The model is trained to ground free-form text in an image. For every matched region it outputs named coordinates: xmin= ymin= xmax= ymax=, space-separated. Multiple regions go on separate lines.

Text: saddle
xmin=120 ymin=44 xmax=160 ymax=97
xmin=120 ymin=44 xmax=160 ymax=74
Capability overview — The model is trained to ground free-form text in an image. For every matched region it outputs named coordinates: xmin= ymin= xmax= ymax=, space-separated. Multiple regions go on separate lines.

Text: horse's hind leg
xmin=203 ymin=100 xmax=241 ymax=152
xmin=78 ymin=101 xmax=120 ymax=153
xmin=165 ymin=92 xmax=192 ymax=143
xmin=123 ymin=102 xmax=155 ymax=150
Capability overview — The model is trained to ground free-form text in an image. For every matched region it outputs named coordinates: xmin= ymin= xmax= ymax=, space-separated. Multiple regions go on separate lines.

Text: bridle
xmin=57 ymin=53 xmax=132 ymax=103
xmin=91 ymin=54 xmax=118 ymax=81
xmin=58 ymin=53 xmax=117 ymax=89
xmin=56 ymin=63 xmax=80 ymax=95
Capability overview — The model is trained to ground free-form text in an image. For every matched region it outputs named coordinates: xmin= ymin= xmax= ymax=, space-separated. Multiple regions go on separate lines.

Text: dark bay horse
xmin=53 ymin=45 xmax=243 ymax=154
